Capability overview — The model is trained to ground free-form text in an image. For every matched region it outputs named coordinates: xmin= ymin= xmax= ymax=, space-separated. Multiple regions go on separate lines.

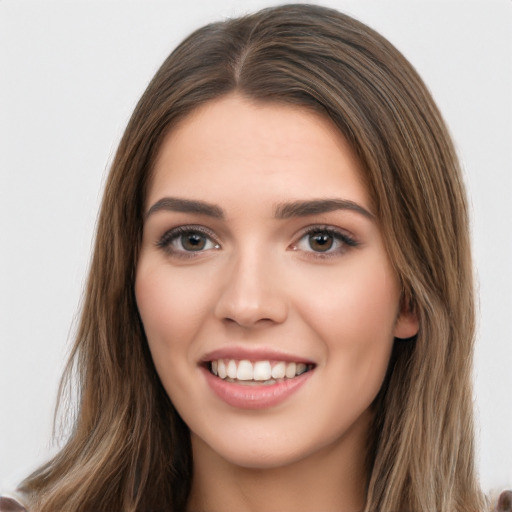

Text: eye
xmin=291 ymin=226 xmax=358 ymax=256
xmin=306 ymin=232 xmax=335 ymax=252
xmin=157 ymin=226 xmax=220 ymax=257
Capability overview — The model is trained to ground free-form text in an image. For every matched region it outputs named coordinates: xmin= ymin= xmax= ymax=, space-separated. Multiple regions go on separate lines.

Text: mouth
xmin=199 ymin=348 xmax=316 ymax=409
xmin=205 ymin=359 xmax=316 ymax=386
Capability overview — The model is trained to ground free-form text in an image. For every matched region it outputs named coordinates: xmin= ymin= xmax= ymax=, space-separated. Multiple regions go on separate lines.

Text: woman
xmin=2 ymin=3 xmax=508 ymax=511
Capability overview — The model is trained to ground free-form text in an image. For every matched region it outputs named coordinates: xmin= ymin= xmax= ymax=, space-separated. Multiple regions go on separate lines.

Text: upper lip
xmin=200 ymin=346 xmax=315 ymax=365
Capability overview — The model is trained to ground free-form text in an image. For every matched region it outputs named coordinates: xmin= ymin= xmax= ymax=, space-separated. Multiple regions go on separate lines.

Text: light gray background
xmin=1 ymin=0 xmax=511 ymax=495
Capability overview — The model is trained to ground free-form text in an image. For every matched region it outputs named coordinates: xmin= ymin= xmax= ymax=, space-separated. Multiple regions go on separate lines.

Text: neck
xmin=187 ymin=412 xmax=370 ymax=512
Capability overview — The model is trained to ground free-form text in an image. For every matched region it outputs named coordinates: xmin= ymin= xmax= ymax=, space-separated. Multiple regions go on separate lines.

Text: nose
xmin=213 ymin=250 xmax=289 ymax=328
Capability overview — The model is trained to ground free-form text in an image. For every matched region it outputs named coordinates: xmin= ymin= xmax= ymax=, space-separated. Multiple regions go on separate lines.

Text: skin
xmin=135 ymin=94 xmax=418 ymax=512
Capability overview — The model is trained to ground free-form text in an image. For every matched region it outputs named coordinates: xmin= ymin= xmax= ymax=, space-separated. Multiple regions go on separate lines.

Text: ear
xmin=393 ymin=297 xmax=419 ymax=340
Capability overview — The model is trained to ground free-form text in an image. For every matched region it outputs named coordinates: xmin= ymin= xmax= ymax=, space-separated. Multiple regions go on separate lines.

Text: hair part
xmin=21 ymin=4 xmax=486 ymax=511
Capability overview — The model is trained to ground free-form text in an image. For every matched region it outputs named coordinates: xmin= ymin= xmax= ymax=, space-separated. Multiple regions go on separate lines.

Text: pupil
xmin=309 ymin=233 xmax=333 ymax=252
xmin=182 ymin=233 xmax=206 ymax=251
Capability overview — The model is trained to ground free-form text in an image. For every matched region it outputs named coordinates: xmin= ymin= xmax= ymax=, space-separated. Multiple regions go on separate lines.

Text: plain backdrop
xmin=1 ymin=0 xmax=511 ymax=496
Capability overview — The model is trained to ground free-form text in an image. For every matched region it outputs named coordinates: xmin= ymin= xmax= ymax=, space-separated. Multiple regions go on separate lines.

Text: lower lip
xmin=201 ymin=366 xmax=313 ymax=410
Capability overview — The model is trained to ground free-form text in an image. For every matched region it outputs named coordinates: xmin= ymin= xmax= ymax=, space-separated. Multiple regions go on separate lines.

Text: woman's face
xmin=136 ymin=94 xmax=418 ymax=469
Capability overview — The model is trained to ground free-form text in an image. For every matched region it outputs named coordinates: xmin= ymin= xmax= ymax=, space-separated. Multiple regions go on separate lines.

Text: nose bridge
xmin=214 ymin=241 xmax=288 ymax=327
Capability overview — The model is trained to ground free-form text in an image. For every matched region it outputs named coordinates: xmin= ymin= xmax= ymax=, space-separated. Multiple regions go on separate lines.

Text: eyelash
xmin=292 ymin=225 xmax=359 ymax=259
xmin=156 ymin=224 xmax=358 ymax=259
xmin=156 ymin=225 xmax=220 ymax=259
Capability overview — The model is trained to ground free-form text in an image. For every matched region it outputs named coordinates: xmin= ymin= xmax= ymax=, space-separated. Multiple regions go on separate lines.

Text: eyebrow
xmin=274 ymin=199 xmax=374 ymax=220
xmin=146 ymin=197 xmax=224 ymax=219
xmin=145 ymin=197 xmax=374 ymax=221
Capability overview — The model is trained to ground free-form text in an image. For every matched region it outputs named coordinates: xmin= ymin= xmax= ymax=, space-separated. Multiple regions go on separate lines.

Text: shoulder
xmin=0 ymin=496 xmax=27 ymax=512
xmin=496 ymin=490 xmax=512 ymax=511
xmin=1 ymin=491 xmax=510 ymax=512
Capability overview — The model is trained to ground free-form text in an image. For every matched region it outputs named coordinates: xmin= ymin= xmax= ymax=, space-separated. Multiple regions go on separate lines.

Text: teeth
xmin=209 ymin=359 xmax=312 ymax=381
xmin=227 ymin=360 xmax=237 ymax=379
xmin=285 ymin=362 xmax=296 ymax=379
xmin=296 ymin=363 xmax=307 ymax=375
xmin=271 ymin=361 xmax=286 ymax=379
xmin=236 ymin=360 xmax=253 ymax=380
xmin=253 ymin=361 xmax=272 ymax=381
xmin=217 ymin=360 xmax=227 ymax=379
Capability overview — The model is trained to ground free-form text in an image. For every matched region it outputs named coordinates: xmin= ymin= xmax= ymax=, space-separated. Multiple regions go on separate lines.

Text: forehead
xmin=147 ymin=94 xmax=371 ymax=212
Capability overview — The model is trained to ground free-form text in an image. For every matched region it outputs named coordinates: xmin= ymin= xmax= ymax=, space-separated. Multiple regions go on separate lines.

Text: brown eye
xmin=157 ymin=226 xmax=220 ymax=257
xmin=308 ymin=232 xmax=334 ymax=252
xmin=291 ymin=226 xmax=358 ymax=257
xmin=181 ymin=233 xmax=208 ymax=251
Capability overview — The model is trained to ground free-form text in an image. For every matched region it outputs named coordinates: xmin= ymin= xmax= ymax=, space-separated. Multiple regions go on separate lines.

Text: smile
xmin=209 ymin=359 xmax=312 ymax=385
xmin=201 ymin=356 xmax=315 ymax=409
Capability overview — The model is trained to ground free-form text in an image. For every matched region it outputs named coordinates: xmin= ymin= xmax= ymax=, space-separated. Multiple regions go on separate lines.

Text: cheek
xmin=134 ymin=264 xmax=209 ymax=389
xmin=299 ymin=255 xmax=399 ymax=338
xmin=135 ymin=264 xmax=207 ymax=405
xmin=295 ymin=256 xmax=399 ymax=385
xmin=136 ymin=269 xmax=178 ymax=345
xmin=135 ymin=262 xmax=210 ymax=343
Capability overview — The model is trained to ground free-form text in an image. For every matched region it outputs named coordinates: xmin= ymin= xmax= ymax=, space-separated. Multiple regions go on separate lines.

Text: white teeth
xmin=210 ymin=359 xmax=311 ymax=381
xmin=296 ymin=363 xmax=307 ymax=375
xmin=285 ymin=362 xmax=296 ymax=379
xmin=253 ymin=361 xmax=272 ymax=381
xmin=217 ymin=360 xmax=227 ymax=379
xmin=271 ymin=361 xmax=286 ymax=379
xmin=227 ymin=360 xmax=237 ymax=379
xmin=236 ymin=360 xmax=253 ymax=380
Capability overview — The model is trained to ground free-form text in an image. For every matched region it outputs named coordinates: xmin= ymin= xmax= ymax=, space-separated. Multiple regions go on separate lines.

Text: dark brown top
xmin=0 ymin=497 xmax=26 ymax=512
xmin=1 ymin=490 xmax=511 ymax=511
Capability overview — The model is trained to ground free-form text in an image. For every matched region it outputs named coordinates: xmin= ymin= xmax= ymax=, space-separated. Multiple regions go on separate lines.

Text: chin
xmin=191 ymin=422 xmax=354 ymax=472
xmin=219 ymin=447 xmax=314 ymax=471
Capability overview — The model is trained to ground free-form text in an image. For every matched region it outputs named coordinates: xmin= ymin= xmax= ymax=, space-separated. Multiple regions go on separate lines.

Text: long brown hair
xmin=21 ymin=4 xmax=486 ymax=511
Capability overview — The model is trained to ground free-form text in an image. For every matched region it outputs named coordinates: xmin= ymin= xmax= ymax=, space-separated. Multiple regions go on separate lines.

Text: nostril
xmin=221 ymin=315 xmax=283 ymax=329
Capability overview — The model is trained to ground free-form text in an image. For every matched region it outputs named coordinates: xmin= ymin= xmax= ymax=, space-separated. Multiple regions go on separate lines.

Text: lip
xmin=200 ymin=346 xmax=315 ymax=365
xmin=201 ymin=365 xmax=314 ymax=410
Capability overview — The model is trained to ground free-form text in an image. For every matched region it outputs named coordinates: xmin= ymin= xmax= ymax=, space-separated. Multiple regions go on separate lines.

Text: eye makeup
xmin=156 ymin=225 xmax=220 ymax=259
xmin=155 ymin=222 xmax=359 ymax=262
